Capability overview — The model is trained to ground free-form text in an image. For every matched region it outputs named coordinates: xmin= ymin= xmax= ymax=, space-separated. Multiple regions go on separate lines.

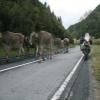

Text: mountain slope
xmin=68 ymin=4 xmax=100 ymax=38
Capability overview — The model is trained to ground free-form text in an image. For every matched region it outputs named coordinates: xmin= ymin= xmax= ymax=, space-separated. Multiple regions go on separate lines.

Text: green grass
xmin=0 ymin=48 xmax=6 ymax=57
xmin=0 ymin=47 xmax=35 ymax=58
xmin=0 ymin=44 xmax=76 ymax=58
xmin=0 ymin=48 xmax=18 ymax=57
xmin=93 ymin=39 xmax=100 ymax=45
xmin=92 ymin=45 xmax=100 ymax=81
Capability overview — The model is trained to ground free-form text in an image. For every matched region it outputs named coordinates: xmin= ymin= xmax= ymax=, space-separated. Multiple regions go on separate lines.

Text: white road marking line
xmin=0 ymin=59 xmax=43 ymax=73
xmin=51 ymin=55 xmax=84 ymax=100
xmin=0 ymin=49 xmax=72 ymax=73
xmin=0 ymin=54 xmax=55 ymax=73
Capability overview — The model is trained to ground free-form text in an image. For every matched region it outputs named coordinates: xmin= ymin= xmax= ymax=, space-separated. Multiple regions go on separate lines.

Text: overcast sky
xmin=39 ymin=0 xmax=100 ymax=29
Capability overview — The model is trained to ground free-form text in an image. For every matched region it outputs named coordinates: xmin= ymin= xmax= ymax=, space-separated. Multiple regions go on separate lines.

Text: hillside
xmin=67 ymin=4 xmax=100 ymax=39
xmin=0 ymin=0 xmax=65 ymax=38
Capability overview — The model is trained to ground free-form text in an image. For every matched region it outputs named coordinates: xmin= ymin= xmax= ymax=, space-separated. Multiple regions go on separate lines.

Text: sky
xmin=39 ymin=0 xmax=100 ymax=29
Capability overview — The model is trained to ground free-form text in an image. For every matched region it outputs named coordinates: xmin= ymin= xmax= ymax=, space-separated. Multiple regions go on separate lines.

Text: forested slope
xmin=67 ymin=4 xmax=100 ymax=39
xmin=0 ymin=0 xmax=66 ymax=38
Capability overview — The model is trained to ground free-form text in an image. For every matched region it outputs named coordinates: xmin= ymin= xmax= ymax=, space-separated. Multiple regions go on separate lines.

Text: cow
xmin=23 ymin=36 xmax=34 ymax=54
xmin=54 ymin=38 xmax=62 ymax=54
xmin=63 ymin=38 xmax=69 ymax=53
xmin=29 ymin=32 xmax=39 ymax=57
xmin=0 ymin=31 xmax=25 ymax=60
xmin=54 ymin=38 xmax=61 ymax=48
xmin=29 ymin=31 xmax=53 ymax=60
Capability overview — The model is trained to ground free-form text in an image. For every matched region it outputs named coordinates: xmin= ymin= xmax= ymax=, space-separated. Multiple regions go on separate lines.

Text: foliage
xmin=0 ymin=0 xmax=65 ymax=37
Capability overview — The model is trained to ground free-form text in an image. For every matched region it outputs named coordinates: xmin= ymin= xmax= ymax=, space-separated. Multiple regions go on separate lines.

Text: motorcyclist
xmin=81 ymin=40 xmax=91 ymax=56
xmin=80 ymin=33 xmax=91 ymax=59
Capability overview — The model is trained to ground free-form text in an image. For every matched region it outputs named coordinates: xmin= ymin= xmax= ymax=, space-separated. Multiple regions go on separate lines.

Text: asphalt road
xmin=0 ymin=47 xmax=82 ymax=100
xmin=67 ymin=57 xmax=94 ymax=100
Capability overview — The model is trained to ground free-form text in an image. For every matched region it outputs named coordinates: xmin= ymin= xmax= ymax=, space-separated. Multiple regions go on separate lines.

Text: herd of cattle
xmin=0 ymin=31 xmax=74 ymax=61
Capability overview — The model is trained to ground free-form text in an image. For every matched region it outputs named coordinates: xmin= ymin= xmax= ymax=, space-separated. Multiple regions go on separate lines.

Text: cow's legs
xmin=48 ymin=44 xmax=52 ymax=60
xmin=38 ymin=45 xmax=45 ymax=62
xmin=36 ymin=45 xmax=39 ymax=58
xmin=4 ymin=45 xmax=10 ymax=62
xmin=19 ymin=46 xmax=25 ymax=56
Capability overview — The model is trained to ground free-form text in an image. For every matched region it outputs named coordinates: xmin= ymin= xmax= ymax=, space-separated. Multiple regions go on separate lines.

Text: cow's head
xmin=29 ymin=32 xmax=39 ymax=45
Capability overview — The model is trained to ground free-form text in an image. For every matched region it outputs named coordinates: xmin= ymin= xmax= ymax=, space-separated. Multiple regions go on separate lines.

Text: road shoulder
xmin=91 ymin=66 xmax=100 ymax=100
xmin=91 ymin=45 xmax=100 ymax=100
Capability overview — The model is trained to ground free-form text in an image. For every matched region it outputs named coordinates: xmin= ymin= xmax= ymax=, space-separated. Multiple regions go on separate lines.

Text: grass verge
xmin=92 ymin=45 xmax=100 ymax=81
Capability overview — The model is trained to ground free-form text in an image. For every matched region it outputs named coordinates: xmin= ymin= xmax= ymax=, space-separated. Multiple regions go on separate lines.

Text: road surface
xmin=67 ymin=57 xmax=94 ymax=100
xmin=0 ymin=47 xmax=82 ymax=100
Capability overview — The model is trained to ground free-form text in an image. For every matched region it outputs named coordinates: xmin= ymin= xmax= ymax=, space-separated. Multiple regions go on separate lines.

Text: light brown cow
xmin=54 ymin=38 xmax=64 ymax=54
xmin=1 ymin=31 xmax=25 ymax=59
xmin=29 ymin=32 xmax=39 ymax=57
xmin=54 ymin=38 xmax=62 ymax=48
xmin=63 ymin=38 xmax=69 ymax=53
xmin=30 ymin=31 xmax=53 ymax=60
xmin=61 ymin=40 xmax=64 ymax=48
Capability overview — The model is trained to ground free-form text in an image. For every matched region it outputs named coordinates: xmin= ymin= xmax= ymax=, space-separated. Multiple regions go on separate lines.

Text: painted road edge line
xmin=51 ymin=55 xmax=84 ymax=100
xmin=0 ymin=59 xmax=43 ymax=73
xmin=0 ymin=55 xmax=53 ymax=73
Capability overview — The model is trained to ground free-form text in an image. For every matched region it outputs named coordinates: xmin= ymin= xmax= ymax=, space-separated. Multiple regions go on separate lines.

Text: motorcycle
xmin=80 ymin=33 xmax=91 ymax=60
xmin=81 ymin=41 xmax=91 ymax=60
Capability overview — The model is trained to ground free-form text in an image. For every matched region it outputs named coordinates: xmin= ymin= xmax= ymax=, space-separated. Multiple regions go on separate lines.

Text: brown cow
xmin=0 ymin=31 xmax=25 ymax=59
xmin=30 ymin=31 xmax=53 ymax=60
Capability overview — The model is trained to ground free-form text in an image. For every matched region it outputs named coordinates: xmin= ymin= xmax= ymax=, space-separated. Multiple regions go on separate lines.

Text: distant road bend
xmin=0 ymin=46 xmax=82 ymax=100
